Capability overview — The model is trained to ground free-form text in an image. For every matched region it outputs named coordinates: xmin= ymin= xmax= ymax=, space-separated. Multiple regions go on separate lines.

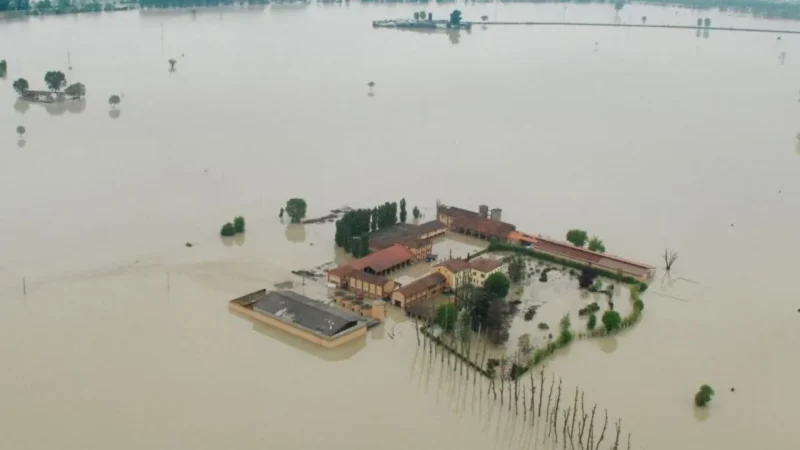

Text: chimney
xmin=490 ymin=208 xmax=502 ymax=222
xmin=479 ymin=205 xmax=489 ymax=218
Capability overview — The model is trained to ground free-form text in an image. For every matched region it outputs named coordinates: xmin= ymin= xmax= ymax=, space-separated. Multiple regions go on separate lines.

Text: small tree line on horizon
xmin=12 ymin=71 xmax=85 ymax=99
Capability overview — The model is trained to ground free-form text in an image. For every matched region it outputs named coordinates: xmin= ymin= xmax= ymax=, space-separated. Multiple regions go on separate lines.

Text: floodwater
xmin=1 ymin=3 xmax=800 ymax=450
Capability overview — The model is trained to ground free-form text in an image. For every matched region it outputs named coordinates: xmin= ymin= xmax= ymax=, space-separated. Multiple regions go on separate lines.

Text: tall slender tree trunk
xmin=594 ymin=410 xmax=608 ymax=450
xmin=538 ymin=368 xmax=545 ymax=417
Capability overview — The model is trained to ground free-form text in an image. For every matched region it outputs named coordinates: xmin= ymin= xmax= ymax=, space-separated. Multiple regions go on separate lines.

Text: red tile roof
xmin=533 ymin=236 xmax=653 ymax=279
xmin=468 ymin=257 xmax=502 ymax=273
xmin=350 ymin=244 xmax=414 ymax=274
xmin=349 ymin=270 xmax=391 ymax=287
xmin=434 ymin=259 xmax=472 ymax=273
xmin=397 ymin=273 xmax=446 ymax=297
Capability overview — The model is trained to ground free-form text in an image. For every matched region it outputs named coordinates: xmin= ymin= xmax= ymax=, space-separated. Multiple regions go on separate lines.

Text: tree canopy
xmin=64 ymin=82 xmax=86 ymax=99
xmin=334 ymin=201 xmax=397 ymax=256
xmin=285 ymin=198 xmax=307 ymax=223
xmin=412 ymin=206 xmax=421 ymax=220
xmin=507 ymin=256 xmax=525 ymax=284
xmin=435 ymin=303 xmax=458 ymax=331
xmin=0 ymin=59 xmax=6 ymax=77
xmin=220 ymin=222 xmax=235 ymax=237
xmin=694 ymin=384 xmax=715 ymax=407
xmin=13 ymin=78 xmax=29 ymax=96
xmin=233 ymin=216 xmax=245 ymax=233
xmin=566 ymin=229 xmax=588 ymax=247
xmin=108 ymin=94 xmax=121 ymax=109
xmin=44 ymin=71 xmax=66 ymax=92
xmin=588 ymin=236 xmax=606 ymax=253
xmin=16 ymin=125 xmax=26 ymax=137
xmin=601 ymin=310 xmax=622 ymax=332
xmin=449 ymin=9 xmax=462 ymax=26
xmin=483 ymin=272 xmax=510 ymax=298
xmin=399 ymin=198 xmax=407 ymax=223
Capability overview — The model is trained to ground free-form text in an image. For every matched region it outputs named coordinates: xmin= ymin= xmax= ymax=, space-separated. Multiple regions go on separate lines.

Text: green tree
xmin=168 ymin=58 xmax=177 ymax=70
xmin=36 ymin=0 xmax=51 ymax=12
xmin=566 ymin=229 xmax=588 ymax=247
xmin=559 ymin=313 xmax=571 ymax=331
xmin=456 ymin=308 xmax=472 ymax=346
xmin=614 ymin=0 xmax=625 ymax=12
xmin=233 ymin=216 xmax=245 ymax=233
xmin=436 ymin=303 xmax=458 ymax=331
xmin=285 ymin=198 xmax=307 ymax=223
xmin=449 ymin=9 xmax=462 ymax=26
xmin=108 ymin=94 xmax=121 ymax=109
xmin=399 ymin=198 xmax=407 ymax=223
xmin=64 ymin=82 xmax=85 ymax=99
xmin=587 ymin=313 xmax=597 ymax=330
xmin=697 ymin=18 xmax=703 ymax=27
xmin=602 ymin=310 xmax=622 ymax=332
xmin=507 ymin=256 xmax=525 ymax=283
xmin=483 ymin=272 xmax=510 ymax=298
xmin=0 ymin=60 xmax=6 ymax=77
xmin=634 ymin=299 xmax=644 ymax=311
xmin=588 ymin=236 xmax=606 ymax=253
xmin=57 ymin=0 xmax=70 ymax=10
xmin=694 ymin=384 xmax=715 ymax=407
xmin=16 ymin=125 xmax=25 ymax=139
xmin=704 ymin=18 xmax=711 ymax=27
xmin=44 ymin=71 xmax=66 ymax=92
xmin=412 ymin=206 xmax=420 ymax=220
xmin=220 ymin=222 xmax=235 ymax=237
xmin=13 ymin=78 xmax=29 ymax=96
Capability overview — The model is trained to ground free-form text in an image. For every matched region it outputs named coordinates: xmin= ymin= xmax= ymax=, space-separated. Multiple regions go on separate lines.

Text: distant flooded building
xmin=527 ymin=236 xmax=655 ymax=281
xmin=346 ymin=270 xmax=396 ymax=299
xmin=328 ymin=243 xmax=415 ymax=289
xmin=437 ymin=205 xmax=516 ymax=241
xmin=333 ymin=291 xmax=387 ymax=321
xmin=229 ymin=290 xmax=370 ymax=348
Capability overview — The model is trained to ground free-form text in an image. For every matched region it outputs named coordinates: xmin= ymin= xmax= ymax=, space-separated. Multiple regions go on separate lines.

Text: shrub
xmin=587 ymin=313 xmax=597 ymax=330
xmin=694 ymin=384 xmax=715 ymax=407
xmin=633 ymin=299 xmax=644 ymax=311
xmin=558 ymin=329 xmax=573 ymax=346
xmin=602 ymin=310 xmax=622 ymax=332
xmin=435 ymin=303 xmax=458 ymax=331
xmin=285 ymin=198 xmax=307 ymax=223
xmin=483 ymin=272 xmax=510 ymax=298
xmin=566 ymin=229 xmax=588 ymax=247
xmin=233 ymin=216 xmax=245 ymax=233
xmin=559 ymin=313 xmax=571 ymax=331
xmin=220 ymin=222 xmax=236 ymax=237
xmin=537 ymin=322 xmax=549 ymax=330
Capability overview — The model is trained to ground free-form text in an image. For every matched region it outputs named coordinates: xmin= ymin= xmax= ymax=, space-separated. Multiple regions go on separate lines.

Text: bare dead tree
xmin=562 ymin=407 xmax=570 ymax=441
xmin=415 ymin=319 xmax=420 ymax=345
xmin=514 ymin=372 xmax=520 ymax=415
xmin=550 ymin=378 xmax=562 ymax=437
xmin=545 ymin=376 xmax=555 ymax=426
xmin=587 ymin=404 xmax=597 ymax=450
xmin=664 ymin=248 xmax=679 ymax=271
xmin=612 ymin=419 xmax=622 ymax=450
xmin=578 ymin=412 xmax=587 ymax=450
xmin=522 ymin=382 xmax=528 ymax=421
xmin=626 ymin=433 xmax=630 ymax=450
xmin=529 ymin=370 xmax=536 ymax=423
xmin=594 ymin=409 xmax=608 ymax=450
xmin=570 ymin=388 xmax=579 ymax=439
xmin=538 ymin=368 xmax=546 ymax=417
xmin=499 ymin=358 xmax=507 ymax=405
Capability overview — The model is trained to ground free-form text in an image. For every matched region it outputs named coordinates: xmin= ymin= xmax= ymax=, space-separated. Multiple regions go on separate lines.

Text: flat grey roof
xmin=252 ymin=291 xmax=363 ymax=337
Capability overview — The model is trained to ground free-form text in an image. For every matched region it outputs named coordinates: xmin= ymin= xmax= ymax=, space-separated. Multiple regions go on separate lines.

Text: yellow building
xmin=468 ymin=257 xmax=503 ymax=284
xmin=334 ymin=291 xmax=387 ymax=321
xmin=348 ymin=271 xmax=396 ymax=299
xmin=433 ymin=259 xmax=473 ymax=290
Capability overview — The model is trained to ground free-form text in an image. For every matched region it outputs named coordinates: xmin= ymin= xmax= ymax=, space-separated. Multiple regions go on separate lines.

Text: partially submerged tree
xmin=367 ymin=81 xmax=375 ymax=93
xmin=13 ymin=78 xmax=29 ymax=96
xmin=0 ymin=59 xmax=7 ymax=77
xmin=664 ymin=248 xmax=679 ymax=271
xmin=412 ymin=206 xmax=421 ymax=220
xmin=220 ymin=222 xmax=236 ymax=237
xmin=588 ymin=236 xmax=606 ymax=253
xmin=696 ymin=18 xmax=703 ymax=27
xmin=233 ymin=216 xmax=245 ymax=233
xmin=601 ymin=310 xmax=622 ymax=332
xmin=507 ymin=256 xmax=525 ymax=284
xmin=587 ymin=313 xmax=597 ymax=330
xmin=566 ymin=229 xmax=588 ymax=247
xmin=436 ymin=303 xmax=458 ymax=331
xmin=108 ymin=94 xmax=121 ymax=110
xmin=16 ymin=125 xmax=26 ymax=139
xmin=484 ymin=272 xmax=510 ymax=298
xmin=64 ymin=82 xmax=86 ymax=99
xmin=44 ymin=70 xmax=67 ymax=92
xmin=285 ymin=198 xmax=307 ymax=223
xmin=168 ymin=58 xmax=177 ymax=70
xmin=704 ymin=17 xmax=711 ymax=27
xmin=449 ymin=9 xmax=462 ymax=27
xmin=614 ymin=0 xmax=625 ymax=12
xmin=578 ymin=267 xmax=599 ymax=289
xmin=694 ymin=384 xmax=715 ymax=407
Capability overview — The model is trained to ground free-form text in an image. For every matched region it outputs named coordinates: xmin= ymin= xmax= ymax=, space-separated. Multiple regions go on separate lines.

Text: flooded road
xmin=1 ymin=3 xmax=799 ymax=450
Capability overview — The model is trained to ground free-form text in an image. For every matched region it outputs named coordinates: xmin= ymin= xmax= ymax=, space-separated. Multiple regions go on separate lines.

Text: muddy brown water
xmin=2 ymin=4 xmax=800 ymax=450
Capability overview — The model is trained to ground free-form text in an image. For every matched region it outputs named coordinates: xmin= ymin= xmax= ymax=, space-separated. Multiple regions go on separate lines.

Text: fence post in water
xmin=538 ymin=368 xmax=546 ymax=417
